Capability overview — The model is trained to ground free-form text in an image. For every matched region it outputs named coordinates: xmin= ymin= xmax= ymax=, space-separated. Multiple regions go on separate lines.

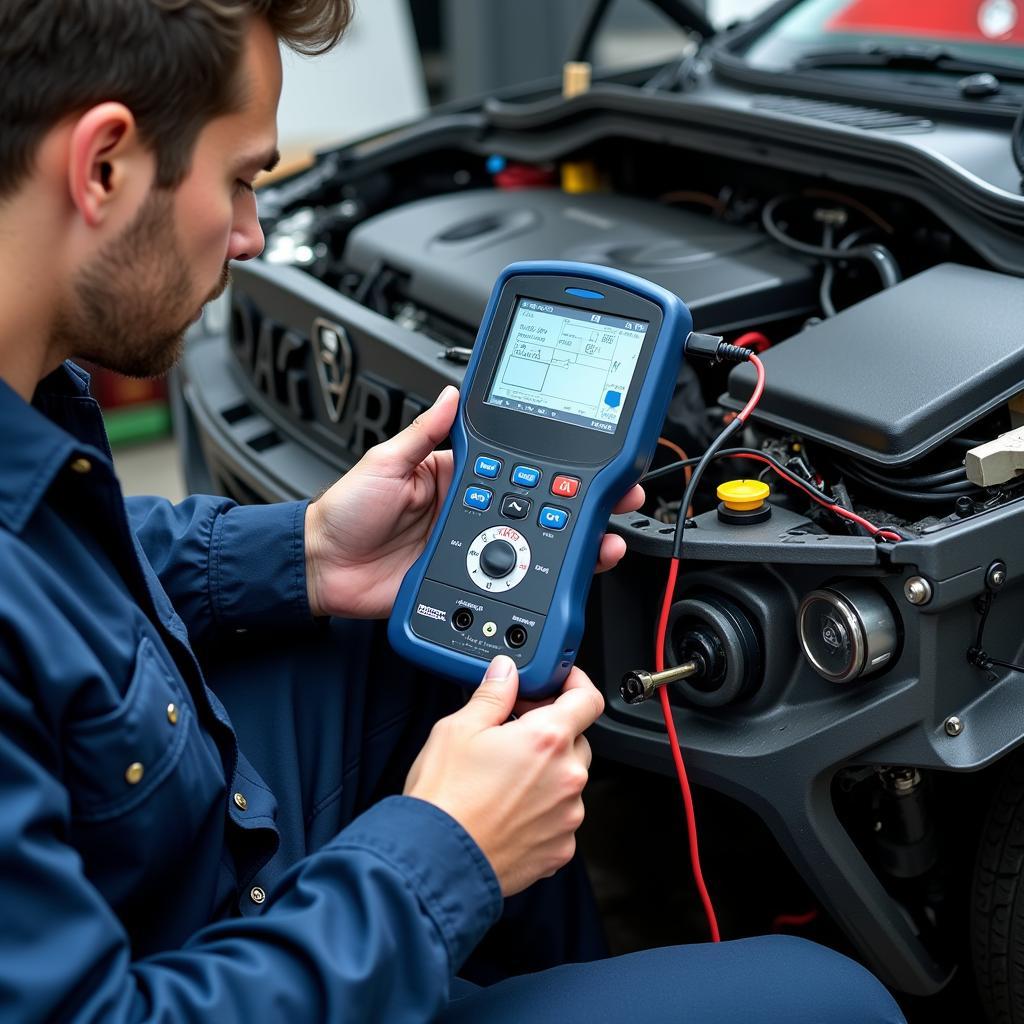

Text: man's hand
xmin=404 ymin=655 xmax=603 ymax=896
xmin=304 ymin=385 xmax=644 ymax=619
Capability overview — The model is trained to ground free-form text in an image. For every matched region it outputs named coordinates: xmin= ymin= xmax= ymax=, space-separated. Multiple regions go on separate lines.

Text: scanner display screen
xmin=485 ymin=298 xmax=649 ymax=434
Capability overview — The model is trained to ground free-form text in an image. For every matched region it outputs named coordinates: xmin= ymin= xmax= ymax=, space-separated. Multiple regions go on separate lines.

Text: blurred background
xmin=105 ymin=0 xmax=773 ymax=500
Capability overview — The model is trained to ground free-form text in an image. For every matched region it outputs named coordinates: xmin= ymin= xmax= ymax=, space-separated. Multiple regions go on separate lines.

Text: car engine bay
xmin=180 ymin=65 xmax=1024 ymax=1016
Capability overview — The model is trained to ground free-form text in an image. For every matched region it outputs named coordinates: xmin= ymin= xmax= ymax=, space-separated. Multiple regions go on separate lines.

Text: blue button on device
xmin=512 ymin=465 xmax=541 ymax=488
xmin=474 ymin=455 xmax=502 ymax=478
xmin=538 ymin=506 xmax=569 ymax=530
xmin=463 ymin=487 xmax=492 ymax=511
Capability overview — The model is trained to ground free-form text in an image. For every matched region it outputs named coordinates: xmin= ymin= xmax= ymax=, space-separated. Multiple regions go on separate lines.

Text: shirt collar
xmin=0 ymin=362 xmax=111 ymax=534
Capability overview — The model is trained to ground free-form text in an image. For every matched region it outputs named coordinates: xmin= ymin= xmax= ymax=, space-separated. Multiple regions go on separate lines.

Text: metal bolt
xmin=886 ymin=767 xmax=921 ymax=793
xmin=620 ymin=659 xmax=702 ymax=705
xmin=904 ymin=576 xmax=933 ymax=606
xmin=944 ymin=716 xmax=964 ymax=737
xmin=986 ymin=561 xmax=1008 ymax=590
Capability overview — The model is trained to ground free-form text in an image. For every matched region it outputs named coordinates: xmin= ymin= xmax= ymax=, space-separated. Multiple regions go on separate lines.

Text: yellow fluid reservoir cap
xmin=717 ymin=479 xmax=770 ymax=512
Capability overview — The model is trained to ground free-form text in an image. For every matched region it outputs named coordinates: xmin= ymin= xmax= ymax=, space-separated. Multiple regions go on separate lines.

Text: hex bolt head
xmin=945 ymin=716 xmax=964 ymax=737
xmin=904 ymin=576 xmax=933 ymax=606
xmin=986 ymin=561 xmax=1008 ymax=590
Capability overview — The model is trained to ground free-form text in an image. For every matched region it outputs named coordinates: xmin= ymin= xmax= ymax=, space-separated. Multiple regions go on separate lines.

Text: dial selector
xmin=466 ymin=526 xmax=531 ymax=592
xmin=479 ymin=540 xmax=517 ymax=579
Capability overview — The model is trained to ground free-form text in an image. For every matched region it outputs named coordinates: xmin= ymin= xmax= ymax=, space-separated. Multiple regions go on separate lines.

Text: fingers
xmin=539 ymin=668 xmax=604 ymax=735
xmin=461 ymin=654 xmax=519 ymax=728
xmin=611 ymin=483 xmax=645 ymax=515
xmin=573 ymin=733 xmax=592 ymax=771
xmin=377 ymin=385 xmax=459 ymax=474
xmin=594 ymin=485 xmax=643 ymax=573
xmin=595 ymin=532 xmax=627 ymax=574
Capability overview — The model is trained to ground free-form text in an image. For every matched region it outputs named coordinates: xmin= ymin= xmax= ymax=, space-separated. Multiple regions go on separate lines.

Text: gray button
xmin=500 ymin=494 xmax=532 ymax=520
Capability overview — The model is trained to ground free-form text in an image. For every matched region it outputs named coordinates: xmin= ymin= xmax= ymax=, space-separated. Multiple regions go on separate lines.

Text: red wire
xmin=716 ymin=451 xmax=903 ymax=543
xmin=652 ymin=354 xmax=768 ymax=944
xmin=655 ymin=558 xmax=721 ymax=942
xmin=739 ymin=354 xmax=766 ymax=421
xmin=654 ymin=351 xmax=898 ymax=945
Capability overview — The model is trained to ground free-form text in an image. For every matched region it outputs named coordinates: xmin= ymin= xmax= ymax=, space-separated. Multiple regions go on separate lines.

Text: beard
xmin=56 ymin=189 xmax=231 ymax=379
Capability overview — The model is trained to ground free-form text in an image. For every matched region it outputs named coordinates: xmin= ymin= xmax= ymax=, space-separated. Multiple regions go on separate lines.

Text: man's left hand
xmin=304 ymin=385 xmax=645 ymax=619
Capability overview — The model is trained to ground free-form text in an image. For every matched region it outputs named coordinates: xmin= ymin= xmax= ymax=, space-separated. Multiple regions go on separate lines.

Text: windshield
xmin=742 ymin=0 xmax=1024 ymax=72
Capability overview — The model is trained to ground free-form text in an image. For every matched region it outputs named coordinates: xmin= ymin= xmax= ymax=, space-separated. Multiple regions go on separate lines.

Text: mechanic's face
xmin=63 ymin=18 xmax=282 ymax=378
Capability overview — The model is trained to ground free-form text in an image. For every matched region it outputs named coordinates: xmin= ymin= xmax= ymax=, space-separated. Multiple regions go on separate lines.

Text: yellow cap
xmin=717 ymin=479 xmax=770 ymax=512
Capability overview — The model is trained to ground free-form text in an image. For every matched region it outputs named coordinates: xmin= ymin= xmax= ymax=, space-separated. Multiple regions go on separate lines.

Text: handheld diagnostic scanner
xmin=388 ymin=261 xmax=692 ymax=698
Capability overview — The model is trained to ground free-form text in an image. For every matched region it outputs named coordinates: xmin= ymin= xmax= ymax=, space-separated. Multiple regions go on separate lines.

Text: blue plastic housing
xmin=388 ymin=261 xmax=692 ymax=697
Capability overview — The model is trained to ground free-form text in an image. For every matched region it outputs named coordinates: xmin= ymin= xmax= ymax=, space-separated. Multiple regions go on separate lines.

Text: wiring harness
xmin=640 ymin=335 xmax=904 ymax=943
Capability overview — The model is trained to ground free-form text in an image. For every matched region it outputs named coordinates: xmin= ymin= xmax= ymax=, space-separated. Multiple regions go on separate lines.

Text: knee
xmin=751 ymin=935 xmax=906 ymax=1024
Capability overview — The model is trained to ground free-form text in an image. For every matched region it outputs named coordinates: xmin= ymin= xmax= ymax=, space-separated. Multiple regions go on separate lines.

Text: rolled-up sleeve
xmin=126 ymin=495 xmax=312 ymax=642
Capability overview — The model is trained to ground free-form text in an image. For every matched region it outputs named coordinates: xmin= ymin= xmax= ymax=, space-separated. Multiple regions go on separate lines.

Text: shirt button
xmin=233 ymin=792 xmax=248 ymax=811
xmin=125 ymin=762 xmax=145 ymax=785
xmin=166 ymin=703 xmax=179 ymax=725
xmin=250 ymin=886 xmax=266 ymax=905
xmin=69 ymin=457 xmax=93 ymax=475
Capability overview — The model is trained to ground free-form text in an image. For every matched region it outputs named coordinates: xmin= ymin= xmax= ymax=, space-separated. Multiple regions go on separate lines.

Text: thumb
xmin=380 ymin=385 xmax=459 ymax=473
xmin=461 ymin=655 xmax=518 ymax=728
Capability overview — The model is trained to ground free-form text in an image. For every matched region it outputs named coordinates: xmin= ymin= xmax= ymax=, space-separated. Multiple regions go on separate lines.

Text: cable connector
xmin=684 ymin=332 xmax=752 ymax=364
xmin=967 ymin=646 xmax=992 ymax=670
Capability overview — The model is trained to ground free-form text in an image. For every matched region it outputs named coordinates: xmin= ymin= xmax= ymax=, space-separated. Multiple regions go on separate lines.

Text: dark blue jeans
xmin=205 ymin=618 xmax=906 ymax=1024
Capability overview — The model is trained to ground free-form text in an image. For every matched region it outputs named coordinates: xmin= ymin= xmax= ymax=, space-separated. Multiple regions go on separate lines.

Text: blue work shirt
xmin=0 ymin=364 xmax=501 ymax=1022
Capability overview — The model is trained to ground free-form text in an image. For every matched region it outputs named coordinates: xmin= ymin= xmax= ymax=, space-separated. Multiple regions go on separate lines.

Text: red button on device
xmin=551 ymin=475 xmax=580 ymax=498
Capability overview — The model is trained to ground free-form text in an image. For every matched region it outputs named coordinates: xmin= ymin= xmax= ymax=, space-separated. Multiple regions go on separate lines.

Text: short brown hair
xmin=0 ymin=0 xmax=353 ymax=200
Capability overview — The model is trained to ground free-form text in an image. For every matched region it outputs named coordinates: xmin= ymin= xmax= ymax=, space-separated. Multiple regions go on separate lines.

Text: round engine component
xmin=797 ymin=582 xmax=898 ymax=684
xmin=666 ymin=593 xmax=763 ymax=707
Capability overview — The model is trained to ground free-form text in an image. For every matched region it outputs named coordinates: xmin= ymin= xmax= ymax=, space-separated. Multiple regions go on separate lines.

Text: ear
xmin=67 ymin=103 xmax=154 ymax=228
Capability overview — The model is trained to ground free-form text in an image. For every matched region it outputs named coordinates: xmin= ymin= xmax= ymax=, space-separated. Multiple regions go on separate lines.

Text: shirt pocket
xmin=62 ymin=636 xmax=226 ymax=917
xmin=64 ymin=636 xmax=193 ymax=823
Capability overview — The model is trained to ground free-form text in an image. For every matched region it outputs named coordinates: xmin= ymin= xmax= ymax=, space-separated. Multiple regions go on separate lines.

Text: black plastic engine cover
xmin=726 ymin=263 xmax=1024 ymax=465
xmin=344 ymin=188 xmax=817 ymax=333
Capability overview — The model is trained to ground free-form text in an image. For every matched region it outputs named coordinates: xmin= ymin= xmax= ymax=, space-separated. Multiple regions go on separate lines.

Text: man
xmin=0 ymin=2 xmax=907 ymax=1021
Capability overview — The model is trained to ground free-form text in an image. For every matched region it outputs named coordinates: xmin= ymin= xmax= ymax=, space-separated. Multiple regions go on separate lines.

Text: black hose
xmin=838 ymin=464 xmax=968 ymax=506
xmin=846 ymin=460 xmax=972 ymax=489
xmin=761 ymin=195 xmax=902 ymax=291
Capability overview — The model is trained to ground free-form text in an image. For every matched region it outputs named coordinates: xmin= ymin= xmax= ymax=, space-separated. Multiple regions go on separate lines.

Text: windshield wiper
xmin=793 ymin=43 xmax=1024 ymax=83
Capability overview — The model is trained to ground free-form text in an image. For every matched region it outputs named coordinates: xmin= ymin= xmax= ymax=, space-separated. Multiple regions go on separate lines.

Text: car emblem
xmin=312 ymin=317 xmax=354 ymax=423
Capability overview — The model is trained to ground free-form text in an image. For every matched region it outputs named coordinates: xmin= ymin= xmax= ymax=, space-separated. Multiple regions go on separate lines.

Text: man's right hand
xmin=403 ymin=655 xmax=603 ymax=897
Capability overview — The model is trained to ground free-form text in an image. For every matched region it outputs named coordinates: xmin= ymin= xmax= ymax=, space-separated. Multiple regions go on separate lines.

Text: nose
xmin=227 ymin=193 xmax=265 ymax=262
